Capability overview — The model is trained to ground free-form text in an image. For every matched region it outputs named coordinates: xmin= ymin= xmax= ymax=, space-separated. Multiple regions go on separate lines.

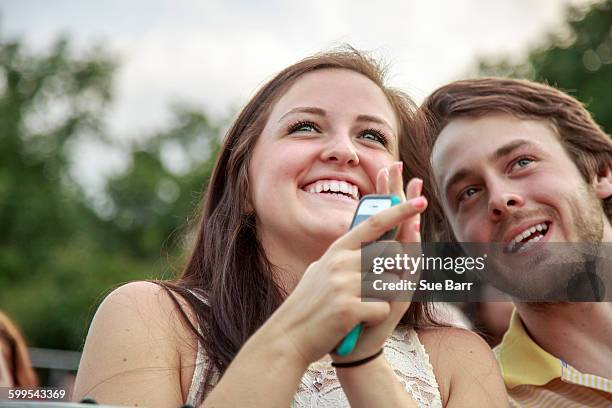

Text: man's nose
xmin=488 ymin=184 xmax=524 ymax=221
xmin=320 ymin=132 xmax=359 ymax=166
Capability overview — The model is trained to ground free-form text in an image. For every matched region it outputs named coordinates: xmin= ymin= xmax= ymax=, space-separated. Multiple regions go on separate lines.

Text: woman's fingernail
xmin=396 ymin=161 xmax=403 ymax=172
xmin=408 ymin=196 xmax=427 ymax=209
xmin=415 ymin=178 xmax=423 ymax=195
xmin=414 ymin=221 xmax=421 ymax=233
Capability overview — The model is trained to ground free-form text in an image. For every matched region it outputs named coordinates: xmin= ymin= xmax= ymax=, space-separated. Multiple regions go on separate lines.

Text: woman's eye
xmin=289 ymin=121 xmax=318 ymax=133
xmin=459 ymin=187 xmax=479 ymax=202
xmin=359 ymin=129 xmax=387 ymax=146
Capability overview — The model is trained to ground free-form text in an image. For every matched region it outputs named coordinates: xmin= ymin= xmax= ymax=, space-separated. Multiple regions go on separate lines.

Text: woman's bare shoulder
xmin=83 ymin=281 xmax=194 ymax=341
xmin=73 ymin=281 xmax=198 ymax=407
xmin=416 ymin=326 xmax=508 ymax=407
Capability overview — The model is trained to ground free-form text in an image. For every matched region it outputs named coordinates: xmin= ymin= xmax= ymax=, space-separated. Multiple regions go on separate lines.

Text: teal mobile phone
xmin=334 ymin=194 xmax=400 ymax=357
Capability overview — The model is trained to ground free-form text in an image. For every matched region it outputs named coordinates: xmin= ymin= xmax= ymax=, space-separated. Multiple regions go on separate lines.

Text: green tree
xmin=0 ymin=36 xmax=114 ymax=284
xmin=0 ymin=33 xmax=222 ymax=350
xmin=0 ymin=35 xmax=118 ymax=348
xmin=477 ymin=0 xmax=612 ymax=133
xmin=102 ymin=107 xmax=220 ymax=260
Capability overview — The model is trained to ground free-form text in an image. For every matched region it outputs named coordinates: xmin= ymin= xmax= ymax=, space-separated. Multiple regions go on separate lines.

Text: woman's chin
xmin=306 ymin=222 xmax=351 ymax=244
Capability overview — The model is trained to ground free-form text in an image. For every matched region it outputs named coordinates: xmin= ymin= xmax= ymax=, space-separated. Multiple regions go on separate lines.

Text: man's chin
xmin=486 ymin=265 xmax=603 ymax=302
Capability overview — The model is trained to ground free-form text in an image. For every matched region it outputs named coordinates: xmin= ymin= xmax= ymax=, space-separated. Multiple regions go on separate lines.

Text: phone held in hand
xmin=333 ymin=194 xmax=400 ymax=357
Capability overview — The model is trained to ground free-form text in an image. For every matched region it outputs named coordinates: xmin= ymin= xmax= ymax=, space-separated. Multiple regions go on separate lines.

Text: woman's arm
xmin=73 ymin=281 xmax=308 ymax=408
xmin=336 ymin=356 xmax=418 ymax=408
xmin=202 ymin=312 xmax=309 ymax=407
xmin=419 ymin=327 xmax=510 ymax=408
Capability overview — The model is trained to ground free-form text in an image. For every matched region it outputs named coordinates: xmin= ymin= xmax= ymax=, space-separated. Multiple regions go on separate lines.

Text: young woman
xmin=73 ymin=49 xmax=508 ymax=407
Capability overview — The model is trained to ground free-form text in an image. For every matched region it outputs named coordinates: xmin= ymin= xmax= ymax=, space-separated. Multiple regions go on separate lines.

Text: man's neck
xmin=515 ymin=302 xmax=612 ymax=379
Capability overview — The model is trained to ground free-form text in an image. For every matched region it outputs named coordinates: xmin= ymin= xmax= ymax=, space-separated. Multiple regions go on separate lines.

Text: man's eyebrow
xmin=444 ymin=168 xmax=473 ymax=198
xmin=278 ymin=106 xmax=326 ymax=123
xmin=492 ymin=139 xmax=535 ymax=161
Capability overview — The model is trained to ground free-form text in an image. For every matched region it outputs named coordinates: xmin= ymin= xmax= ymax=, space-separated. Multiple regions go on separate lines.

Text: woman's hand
xmin=332 ymin=162 xmax=425 ymax=364
xmin=266 ymin=162 xmax=427 ymax=367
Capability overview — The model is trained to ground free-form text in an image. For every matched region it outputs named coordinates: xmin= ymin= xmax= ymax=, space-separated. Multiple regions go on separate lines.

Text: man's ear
xmin=594 ymin=166 xmax=612 ymax=199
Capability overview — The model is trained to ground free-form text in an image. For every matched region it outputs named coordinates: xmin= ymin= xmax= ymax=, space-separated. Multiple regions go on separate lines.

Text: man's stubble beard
xmin=523 ymin=182 xmax=605 ymax=305
xmin=479 ymin=182 xmax=605 ymax=303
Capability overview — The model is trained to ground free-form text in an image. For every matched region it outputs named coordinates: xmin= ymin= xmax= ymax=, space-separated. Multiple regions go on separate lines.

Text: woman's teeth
xmin=304 ymin=180 xmax=359 ymax=200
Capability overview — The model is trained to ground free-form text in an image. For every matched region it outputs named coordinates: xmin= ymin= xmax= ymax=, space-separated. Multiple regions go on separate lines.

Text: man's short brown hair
xmin=417 ymin=77 xmax=612 ymax=242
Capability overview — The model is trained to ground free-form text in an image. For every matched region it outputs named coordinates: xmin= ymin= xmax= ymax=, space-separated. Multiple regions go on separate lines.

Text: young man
xmin=419 ymin=77 xmax=612 ymax=407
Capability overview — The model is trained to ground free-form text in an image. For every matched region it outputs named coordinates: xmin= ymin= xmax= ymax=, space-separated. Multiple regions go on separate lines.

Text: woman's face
xmin=249 ymin=68 xmax=400 ymax=256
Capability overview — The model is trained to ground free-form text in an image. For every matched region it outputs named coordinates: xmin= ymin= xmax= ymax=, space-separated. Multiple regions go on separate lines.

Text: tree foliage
xmin=478 ymin=0 xmax=612 ymax=133
xmin=0 ymin=34 xmax=221 ymax=350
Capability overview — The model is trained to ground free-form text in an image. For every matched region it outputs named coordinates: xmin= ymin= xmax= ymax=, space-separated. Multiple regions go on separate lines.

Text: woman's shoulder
xmin=416 ymin=326 xmax=507 ymax=407
xmin=102 ymin=280 xmax=175 ymax=303
xmin=97 ymin=281 xmax=202 ymax=330
xmin=73 ymin=281 xmax=199 ymax=405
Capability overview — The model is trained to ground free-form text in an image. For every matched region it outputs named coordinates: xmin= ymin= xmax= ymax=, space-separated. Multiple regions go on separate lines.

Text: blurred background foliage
xmin=0 ymin=34 xmax=221 ymax=350
xmin=478 ymin=0 xmax=612 ymax=133
xmin=0 ymin=0 xmax=611 ymax=352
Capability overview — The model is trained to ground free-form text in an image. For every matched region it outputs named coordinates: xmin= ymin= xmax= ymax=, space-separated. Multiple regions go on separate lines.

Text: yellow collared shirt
xmin=494 ymin=311 xmax=612 ymax=407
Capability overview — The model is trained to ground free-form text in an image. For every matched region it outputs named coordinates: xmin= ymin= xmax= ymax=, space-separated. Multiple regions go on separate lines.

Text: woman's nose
xmin=320 ymin=133 xmax=359 ymax=166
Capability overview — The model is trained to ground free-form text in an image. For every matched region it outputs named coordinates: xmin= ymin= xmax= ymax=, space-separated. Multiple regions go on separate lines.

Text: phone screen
xmin=350 ymin=197 xmax=393 ymax=228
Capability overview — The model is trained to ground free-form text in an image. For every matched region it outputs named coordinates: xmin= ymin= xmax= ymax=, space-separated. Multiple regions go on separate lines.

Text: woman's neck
xmin=260 ymin=232 xmax=329 ymax=293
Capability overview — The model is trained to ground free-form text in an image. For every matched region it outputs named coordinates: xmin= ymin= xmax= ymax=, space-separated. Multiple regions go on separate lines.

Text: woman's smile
xmin=249 ymin=68 xmax=399 ymax=250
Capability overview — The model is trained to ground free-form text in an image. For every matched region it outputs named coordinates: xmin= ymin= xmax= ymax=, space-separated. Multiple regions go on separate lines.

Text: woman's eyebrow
xmin=355 ymin=114 xmax=394 ymax=131
xmin=278 ymin=106 xmax=326 ymax=123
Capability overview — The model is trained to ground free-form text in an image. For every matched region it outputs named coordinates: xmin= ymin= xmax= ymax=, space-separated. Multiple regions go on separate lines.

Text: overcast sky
xmin=0 ymin=0 xmax=596 ymax=194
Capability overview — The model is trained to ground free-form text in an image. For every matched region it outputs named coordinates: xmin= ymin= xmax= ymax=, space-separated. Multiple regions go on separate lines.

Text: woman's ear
xmin=594 ymin=166 xmax=612 ymax=200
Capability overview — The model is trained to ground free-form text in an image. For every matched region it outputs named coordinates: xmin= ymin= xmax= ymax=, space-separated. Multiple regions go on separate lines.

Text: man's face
xmin=431 ymin=113 xmax=612 ymax=299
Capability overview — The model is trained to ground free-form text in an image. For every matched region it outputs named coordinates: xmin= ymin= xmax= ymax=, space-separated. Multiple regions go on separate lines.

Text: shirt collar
xmin=497 ymin=309 xmax=561 ymax=389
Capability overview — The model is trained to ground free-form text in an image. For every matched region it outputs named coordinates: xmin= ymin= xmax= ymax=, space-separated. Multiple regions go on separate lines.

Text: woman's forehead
xmin=269 ymin=69 xmax=399 ymax=133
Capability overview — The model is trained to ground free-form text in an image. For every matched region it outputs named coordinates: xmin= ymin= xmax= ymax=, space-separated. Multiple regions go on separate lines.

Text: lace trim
xmin=291 ymin=327 xmax=442 ymax=408
xmin=184 ymin=290 xmax=442 ymax=407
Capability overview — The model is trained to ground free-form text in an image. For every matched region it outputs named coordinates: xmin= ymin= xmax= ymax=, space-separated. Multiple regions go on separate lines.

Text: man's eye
xmin=289 ymin=121 xmax=318 ymax=133
xmin=514 ymin=157 xmax=534 ymax=169
xmin=359 ymin=129 xmax=388 ymax=146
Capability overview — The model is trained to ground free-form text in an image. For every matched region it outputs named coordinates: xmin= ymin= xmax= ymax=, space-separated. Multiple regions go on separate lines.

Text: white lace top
xmin=185 ymin=323 xmax=443 ymax=407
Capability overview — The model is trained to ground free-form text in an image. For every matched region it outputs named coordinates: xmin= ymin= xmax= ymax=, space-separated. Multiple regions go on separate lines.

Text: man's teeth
xmin=507 ymin=222 xmax=549 ymax=253
xmin=306 ymin=180 xmax=359 ymax=200
xmin=516 ymin=235 xmax=543 ymax=252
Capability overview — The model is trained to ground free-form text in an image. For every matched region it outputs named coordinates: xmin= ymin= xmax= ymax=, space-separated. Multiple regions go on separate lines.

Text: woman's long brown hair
xmin=155 ymin=47 xmax=437 ymax=402
xmin=0 ymin=311 xmax=38 ymax=387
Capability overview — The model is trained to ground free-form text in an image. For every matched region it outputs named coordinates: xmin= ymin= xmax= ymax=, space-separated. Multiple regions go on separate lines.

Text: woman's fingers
xmin=388 ymin=162 xmax=406 ymax=201
xmin=333 ymin=196 xmax=428 ymax=250
xmin=396 ymin=179 xmax=423 ymax=243
xmin=376 ymin=167 xmax=390 ymax=195
xmin=406 ymin=177 xmax=423 ymax=200
xmin=353 ymin=299 xmax=391 ymax=326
